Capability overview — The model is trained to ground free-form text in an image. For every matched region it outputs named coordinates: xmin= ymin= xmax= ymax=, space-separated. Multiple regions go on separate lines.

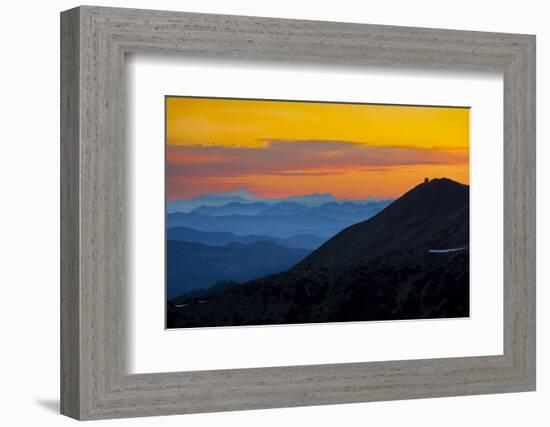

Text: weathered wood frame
xmin=60 ymin=5 xmax=536 ymax=420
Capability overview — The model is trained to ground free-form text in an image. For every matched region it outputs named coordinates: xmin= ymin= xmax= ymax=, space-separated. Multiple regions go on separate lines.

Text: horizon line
xmin=167 ymin=177 xmax=468 ymax=202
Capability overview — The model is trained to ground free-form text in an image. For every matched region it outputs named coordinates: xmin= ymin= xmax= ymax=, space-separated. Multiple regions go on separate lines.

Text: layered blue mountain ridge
xmin=166 ymin=189 xmax=394 ymax=299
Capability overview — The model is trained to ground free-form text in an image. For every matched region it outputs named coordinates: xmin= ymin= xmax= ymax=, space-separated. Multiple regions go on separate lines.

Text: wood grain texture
xmin=60 ymin=5 xmax=536 ymax=420
xmin=60 ymin=7 xmax=80 ymax=419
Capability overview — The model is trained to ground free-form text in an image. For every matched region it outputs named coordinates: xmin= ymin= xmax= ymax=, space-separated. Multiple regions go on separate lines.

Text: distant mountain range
xmin=167 ymin=188 xmax=391 ymax=213
xmin=167 ymin=178 xmax=470 ymax=328
xmin=168 ymin=211 xmax=350 ymax=239
xmin=190 ymin=200 xmax=390 ymax=222
xmin=168 ymin=189 xmax=259 ymax=213
xmin=165 ymin=189 xmax=392 ymax=299
xmin=167 ymin=199 xmax=392 ymax=239
xmin=167 ymin=226 xmax=325 ymax=250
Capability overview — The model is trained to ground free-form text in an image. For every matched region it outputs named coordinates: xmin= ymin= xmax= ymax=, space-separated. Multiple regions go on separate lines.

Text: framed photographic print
xmin=164 ymin=96 xmax=471 ymax=329
xmin=61 ymin=6 xmax=536 ymax=420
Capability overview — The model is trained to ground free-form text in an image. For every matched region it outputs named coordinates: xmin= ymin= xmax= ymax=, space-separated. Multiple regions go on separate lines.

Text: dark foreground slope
xmin=167 ymin=178 xmax=470 ymax=328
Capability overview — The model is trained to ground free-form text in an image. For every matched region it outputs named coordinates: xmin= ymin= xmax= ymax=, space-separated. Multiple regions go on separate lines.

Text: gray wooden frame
xmin=60 ymin=5 xmax=536 ymax=420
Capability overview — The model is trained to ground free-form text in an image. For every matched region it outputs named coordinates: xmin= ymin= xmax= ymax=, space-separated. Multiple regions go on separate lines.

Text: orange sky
xmin=166 ymin=96 xmax=469 ymax=200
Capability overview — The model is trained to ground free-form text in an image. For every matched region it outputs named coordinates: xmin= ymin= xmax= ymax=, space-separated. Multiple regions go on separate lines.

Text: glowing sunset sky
xmin=166 ymin=96 xmax=469 ymax=200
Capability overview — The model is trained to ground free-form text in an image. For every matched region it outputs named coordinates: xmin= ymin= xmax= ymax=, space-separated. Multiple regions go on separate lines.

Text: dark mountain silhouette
xmin=167 ymin=178 xmax=470 ymax=328
xmin=296 ymin=178 xmax=468 ymax=269
xmin=167 ymin=240 xmax=310 ymax=299
xmin=167 ymin=226 xmax=325 ymax=250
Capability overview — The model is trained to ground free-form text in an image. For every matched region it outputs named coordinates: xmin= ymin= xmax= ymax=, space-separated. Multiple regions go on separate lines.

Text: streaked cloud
xmin=167 ymin=139 xmax=467 ymax=179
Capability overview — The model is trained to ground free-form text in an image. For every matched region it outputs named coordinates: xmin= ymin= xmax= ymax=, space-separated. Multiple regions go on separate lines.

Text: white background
xmin=128 ymin=57 xmax=503 ymax=373
xmin=0 ymin=0 xmax=547 ymax=426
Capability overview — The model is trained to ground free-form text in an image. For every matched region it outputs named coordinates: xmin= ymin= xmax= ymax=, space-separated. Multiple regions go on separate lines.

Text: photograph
xmin=165 ymin=96 xmax=470 ymax=328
